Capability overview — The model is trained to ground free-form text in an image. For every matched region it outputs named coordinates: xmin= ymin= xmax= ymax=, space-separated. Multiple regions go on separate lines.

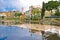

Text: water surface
xmin=0 ymin=25 xmax=42 ymax=40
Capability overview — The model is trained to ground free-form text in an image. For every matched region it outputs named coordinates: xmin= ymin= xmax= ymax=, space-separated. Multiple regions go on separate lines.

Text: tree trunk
xmin=51 ymin=10 xmax=53 ymax=16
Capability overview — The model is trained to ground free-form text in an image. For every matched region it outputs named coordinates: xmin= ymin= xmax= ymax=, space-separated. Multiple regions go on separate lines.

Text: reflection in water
xmin=21 ymin=27 xmax=24 ymax=30
xmin=0 ymin=25 xmax=42 ymax=40
xmin=30 ymin=29 xmax=40 ymax=33
xmin=0 ymin=20 xmax=60 ymax=40
xmin=29 ymin=29 xmax=43 ymax=40
xmin=30 ymin=29 xmax=60 ymax=40
xmin=0 ymin=20 xmax=21 ymax=25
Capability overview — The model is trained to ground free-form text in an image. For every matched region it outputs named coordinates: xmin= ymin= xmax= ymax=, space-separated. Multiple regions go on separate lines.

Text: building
xmin=25 ymin=5 xmax=41 ymax=15
xmin=0 ymin=11 xmax=16 ymax=19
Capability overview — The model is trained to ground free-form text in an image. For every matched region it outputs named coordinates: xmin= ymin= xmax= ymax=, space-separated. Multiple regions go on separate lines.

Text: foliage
xmin=31 ymin=6 xmax=41 ymax=15
xmin=2 ymin=16 xmax=4 ymax=19
xmin=45 ymin=1 xmax=60 ymax=11
xmin=32 ymin=14 xmax=41 ymax=20
xmin=14 ymin=12 xmax=22 ymax=17
xmin=45 ymin=1 xmax=60 ymax=16
xmin=26 ymin=15 xmax=30 ymax=20
xmin=55 ymin=9 xmax=60 ymax=16
xmin=26 ymin=14 xmax=41 ymax=20
xmin=41 ymin=2 xmax=45 ymax=19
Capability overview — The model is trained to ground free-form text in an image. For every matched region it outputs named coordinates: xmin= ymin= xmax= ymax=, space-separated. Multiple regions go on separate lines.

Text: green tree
xmin=31 ymin=6 xmax=41 ymax=15
xmin=45 ymin=1 xmax=60 ymax=16
xmin=55 ymin=9 xmax=60 ymax=16
xmin=31 ymin=6 xmax=41 ymax=20
xmin=14 ymin=12 xmax=22 ymax=17
xmin=2 ymin=16 xmax=4 ymax=19
xmin=41 ymin=2 xmax=45 ymax=19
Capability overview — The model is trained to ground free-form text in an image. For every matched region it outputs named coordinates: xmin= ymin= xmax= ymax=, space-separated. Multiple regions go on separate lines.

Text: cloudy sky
xmin=0 ymin=0 xmax=51 ymax=12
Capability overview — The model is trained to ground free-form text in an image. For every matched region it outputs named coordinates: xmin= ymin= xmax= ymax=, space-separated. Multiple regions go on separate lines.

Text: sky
xmin=0 ymin=0 xmax=51 ymax=12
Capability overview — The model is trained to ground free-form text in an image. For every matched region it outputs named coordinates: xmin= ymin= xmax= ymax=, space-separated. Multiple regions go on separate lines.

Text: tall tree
xmin=41 ymin=2 xmax=45 ymax=19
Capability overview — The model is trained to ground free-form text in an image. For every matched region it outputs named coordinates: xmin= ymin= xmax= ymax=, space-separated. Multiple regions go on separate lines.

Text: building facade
xmin=0 ymin=11 xmax=16 ymax=18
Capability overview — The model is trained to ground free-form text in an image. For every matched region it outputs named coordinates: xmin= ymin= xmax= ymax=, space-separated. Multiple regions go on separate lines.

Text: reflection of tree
xmin=41 ymin=31 xmax=60 ymax=40
xmin=21 ymin=27 xmax=24 ymax=30
xmin=30 ymin=33 xmax=32 ymax=36
xmin=2 ymin=21 xmax=4 ymax=25
xmin=47 ymin=33 xmax=60 ymax=40
xmin=30 ymin=29 xmax=40 ymax=33
xmin=41 ymin=31 xmax=45 ymax=40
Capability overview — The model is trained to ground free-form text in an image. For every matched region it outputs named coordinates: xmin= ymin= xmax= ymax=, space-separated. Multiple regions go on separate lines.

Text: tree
xmin=41 ymin=2 xmax=45 ymax=19
xmin=14 ymin=12 xmax=22 ymax=17
xmin=30 ymin=6 xmax=41 ymax=21
xmin=45 ymin=1 xmax=60 ymax=16
xmin=2 ymin=16 xmax=4 ymax=19
xmin=31 ymin=6 xmax=41 ymax=15
xmin=55 ymin=9 xmax=60 ymax=16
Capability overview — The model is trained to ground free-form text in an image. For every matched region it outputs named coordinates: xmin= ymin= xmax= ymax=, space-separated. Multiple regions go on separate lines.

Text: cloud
xmin=0 ymin=0 xmax=49 ymax=12
xmin=0 ymin=0 xmax=22 ymax=12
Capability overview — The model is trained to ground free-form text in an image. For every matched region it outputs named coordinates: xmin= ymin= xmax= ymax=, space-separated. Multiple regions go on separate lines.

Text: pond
xmin=0 ymin=25 xmax=42 ymax=40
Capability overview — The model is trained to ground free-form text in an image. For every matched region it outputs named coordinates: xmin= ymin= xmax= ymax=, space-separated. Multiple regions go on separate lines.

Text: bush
xmin=55 ymin=9 xmax=60 ymax=16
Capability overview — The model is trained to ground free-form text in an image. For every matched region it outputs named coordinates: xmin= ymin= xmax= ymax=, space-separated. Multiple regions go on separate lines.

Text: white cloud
xmin=19 ymin=0 xmax=49 ymax=11
xmin=0 ymin=0 xmax=50 ymax=12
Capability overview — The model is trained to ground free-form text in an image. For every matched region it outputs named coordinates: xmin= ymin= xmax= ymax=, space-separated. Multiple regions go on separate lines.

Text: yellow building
xmin=0 ymin=11 xmax=16 ymax=18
